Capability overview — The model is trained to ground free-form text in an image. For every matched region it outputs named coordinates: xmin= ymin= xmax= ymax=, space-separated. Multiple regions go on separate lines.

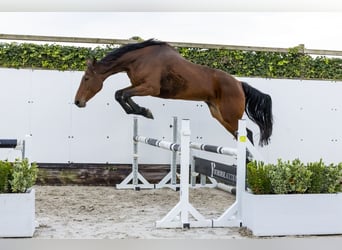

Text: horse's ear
xmin=86 ymin=58 xmax=97 ymax=69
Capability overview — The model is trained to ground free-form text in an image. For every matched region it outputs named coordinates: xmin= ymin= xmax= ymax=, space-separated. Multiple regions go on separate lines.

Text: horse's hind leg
xmin=207 ymin=101 xmax=255 ymax=163
xmin=209 ymin=103 xmax=254 ymax=144
xmin=115 ymin=85 xmax=155 ymax=119
xmin=206 ymin=102 xmax=239 ymax=139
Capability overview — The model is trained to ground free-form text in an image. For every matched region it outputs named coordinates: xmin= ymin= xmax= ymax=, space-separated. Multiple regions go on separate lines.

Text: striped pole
xmin=0 ymin=139 xmax=25 ymax=159
xmin=190 ymin=142 xmax=237 ymax=156
xmin=134 ymin=136 xmax=181 ymax=152
xmin=133 ymin=137 xmax=238 ymax=157
xmin=0 ymin=139 xmax=18 ymax=148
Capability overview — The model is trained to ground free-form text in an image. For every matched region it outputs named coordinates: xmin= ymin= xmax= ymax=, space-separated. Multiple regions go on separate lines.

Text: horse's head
xmin=74 ymin=59 xmax=104 ymax=108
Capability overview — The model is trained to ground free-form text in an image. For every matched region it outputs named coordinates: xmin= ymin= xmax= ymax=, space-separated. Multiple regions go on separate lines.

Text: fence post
xmin=212 ymin=119 xmax=246 ymax=227
xmin=180 ymin=119 xmax=191 ymax=226
xmin=133 ymin=117 xmax=138 ymax=186
xmin=236 ymin=119 xmax=247 ymax=223
xmin=171 ymin=116 xmax=178 ymax=186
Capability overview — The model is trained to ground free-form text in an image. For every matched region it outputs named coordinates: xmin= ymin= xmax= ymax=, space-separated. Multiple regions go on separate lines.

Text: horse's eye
xmin=84 ymin=76 xmax=89 ymax=81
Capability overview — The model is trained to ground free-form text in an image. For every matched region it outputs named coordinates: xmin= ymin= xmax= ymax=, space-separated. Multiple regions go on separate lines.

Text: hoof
xmin=138 ymin=108 xmax=154 ymax=119
xmin=145 ymin=109 xmax=154 ymax=119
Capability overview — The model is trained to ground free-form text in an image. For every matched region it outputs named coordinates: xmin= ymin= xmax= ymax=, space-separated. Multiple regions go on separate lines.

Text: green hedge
xmin=1 ymin=42 xmax=342 ymax=80
xmin=0 ymin=42 xmax=109 ymax=71
xmin=247 ymin=159 xmax=342 ymax=194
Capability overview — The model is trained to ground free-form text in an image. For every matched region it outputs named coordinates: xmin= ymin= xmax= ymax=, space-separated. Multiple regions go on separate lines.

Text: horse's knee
xmin=115 ymin=91 xmax=122 ymax=102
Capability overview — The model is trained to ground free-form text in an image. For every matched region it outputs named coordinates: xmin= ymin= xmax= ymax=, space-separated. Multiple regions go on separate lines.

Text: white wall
xmin=248 ymin=77 xmax=342 ymax=164
xmin=0 ymin=68 xmax=341 ymax=164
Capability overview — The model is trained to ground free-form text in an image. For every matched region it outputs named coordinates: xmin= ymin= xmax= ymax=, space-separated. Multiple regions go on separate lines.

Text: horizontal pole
xmin=0 ymin=139 xmax=18 ymax=148
xmin=190 ymin=142 xmax=237 ymax=156
xmin=134 ymin=135 xmax=180 ymax=152
xmin=0 ymin=33 xmax=130 ymax=45
xmin=135 ymin=135 xmax=237 ymax=156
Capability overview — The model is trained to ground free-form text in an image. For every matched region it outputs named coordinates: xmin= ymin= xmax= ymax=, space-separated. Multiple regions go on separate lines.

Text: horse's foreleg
xmin=115 ymin=89 xmax=134 ymax=114
xmin=126 ymin=97 xmax=154 ymax=119
xmin=115 ymin=86 xmax=155 ymax=119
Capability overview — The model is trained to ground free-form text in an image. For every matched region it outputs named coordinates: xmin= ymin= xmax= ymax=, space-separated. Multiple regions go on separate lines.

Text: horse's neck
xmin=95 ymin=62 xmax=124 ymax=80
xmin=96 ymin=52 xmax=139 ymax=79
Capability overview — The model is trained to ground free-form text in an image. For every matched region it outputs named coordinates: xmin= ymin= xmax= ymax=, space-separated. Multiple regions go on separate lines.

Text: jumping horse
xmin=74 ymin=39 xmax=273 ymax=146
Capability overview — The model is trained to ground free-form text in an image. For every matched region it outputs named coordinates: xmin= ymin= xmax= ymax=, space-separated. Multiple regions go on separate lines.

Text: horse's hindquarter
xmin=215 ymin=72 xmax=245 ymax=118
xmin=169 ymin=62 xmax=244 ymax=105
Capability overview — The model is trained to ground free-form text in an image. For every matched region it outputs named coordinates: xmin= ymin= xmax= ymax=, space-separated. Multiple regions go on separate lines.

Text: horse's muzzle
xmin=75 ymin=100 xmax=86 ymax=108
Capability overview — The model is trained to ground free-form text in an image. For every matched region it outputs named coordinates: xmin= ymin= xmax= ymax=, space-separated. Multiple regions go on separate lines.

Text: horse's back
xmin=127 ymin=44 xmax=244 ymax=104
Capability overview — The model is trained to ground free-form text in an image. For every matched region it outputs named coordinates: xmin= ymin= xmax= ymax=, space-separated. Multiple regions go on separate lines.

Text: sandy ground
xmin=33 ymin=185 xmax=247 ymax=239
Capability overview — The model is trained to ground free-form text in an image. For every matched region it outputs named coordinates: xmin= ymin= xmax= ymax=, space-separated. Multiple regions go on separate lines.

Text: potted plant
xmin=0 ymin=158 xmax=38 ymax=237
xmin=242 ymin=159 xmax=342 ymax=236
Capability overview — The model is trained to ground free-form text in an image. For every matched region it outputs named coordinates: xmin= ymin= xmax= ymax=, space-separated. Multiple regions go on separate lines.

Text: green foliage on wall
xmin=178 ymin=46 xmax=342 ymax=80
xmin=0 ymin=42 xmax=342 ymax=80
xmin=0 ymin=42 xmax=111 ymax=71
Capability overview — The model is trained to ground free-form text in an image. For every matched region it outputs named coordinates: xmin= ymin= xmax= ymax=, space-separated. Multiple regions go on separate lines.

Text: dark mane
xmin=99 ymin=39 xmax=167 ymax=64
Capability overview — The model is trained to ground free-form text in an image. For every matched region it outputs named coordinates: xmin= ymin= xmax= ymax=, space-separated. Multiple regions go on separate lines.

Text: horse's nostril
xmin=75 ymin=100 xmax=80 ymax=106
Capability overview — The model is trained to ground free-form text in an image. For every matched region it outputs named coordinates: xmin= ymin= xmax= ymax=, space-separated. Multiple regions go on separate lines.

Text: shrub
xmin=0 ymin=161 xmax=13 ymax=193
xmin=246 ymin=161 xmax=271 ymax=194
xmin=247 ymin=159 xmax=342 ymax=194
xmin=306 ymin=160 xmax=327 ymax=193
xmin=0 ymin=158 xmax=38 ymax=193
xmin=323 ymin=163 xmax=342 ymax=193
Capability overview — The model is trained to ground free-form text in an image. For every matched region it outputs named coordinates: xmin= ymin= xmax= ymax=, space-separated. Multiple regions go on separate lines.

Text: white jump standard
xmin=116 ymin=117 xmax=180 ymax=190
xmin=128 ymin=117 xmax=261 ymax=228
xmin=155 ymin=119 xmax=259 ymax=228
xmin=116 ymin=117 xmax=155 ymax=190
xmin=156 ymin=120 xmax=212 ymax=228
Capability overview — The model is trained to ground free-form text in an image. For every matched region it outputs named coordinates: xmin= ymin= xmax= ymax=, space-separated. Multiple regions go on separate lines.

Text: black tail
xmin=241 ymin=82 xmax=273 ymax=146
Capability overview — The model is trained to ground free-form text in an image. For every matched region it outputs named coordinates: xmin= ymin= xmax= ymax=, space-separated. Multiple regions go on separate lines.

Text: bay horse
xmin=74 ymin=39 xmax=273 ymax=146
